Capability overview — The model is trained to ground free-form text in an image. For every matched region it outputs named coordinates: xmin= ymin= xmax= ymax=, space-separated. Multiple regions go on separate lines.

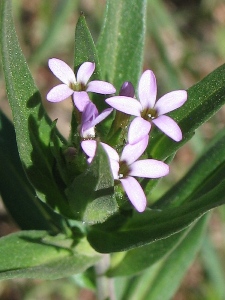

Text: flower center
xmin=118 ymin=160 xmax=130 ymax=179
xmin=70 ymin=82 xmax=86 ymax=91
xmin=141 ymin=108 xmax=158 ymax=121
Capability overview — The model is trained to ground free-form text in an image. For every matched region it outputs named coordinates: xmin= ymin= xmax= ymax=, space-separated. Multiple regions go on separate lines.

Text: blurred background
xmin=1 ymin=0 xmax=225 ymax=299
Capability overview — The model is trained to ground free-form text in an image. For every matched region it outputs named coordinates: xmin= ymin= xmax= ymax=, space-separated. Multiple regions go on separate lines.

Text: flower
xmin=119 ymin=81 xmax=135 ymax=97
xmin=106 ymin=70 xmax=187 ymax=144
xmin=81 ymin=136 xmax=169 ymax=212
xmin=79 ymin=102 xmax=113 ymax=138
xmin=47 ymin=58 xmax=116 ymax=111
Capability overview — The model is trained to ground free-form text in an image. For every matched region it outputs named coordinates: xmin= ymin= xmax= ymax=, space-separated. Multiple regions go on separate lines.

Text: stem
xmin=95 ymin=254 xmax=116 ymax=300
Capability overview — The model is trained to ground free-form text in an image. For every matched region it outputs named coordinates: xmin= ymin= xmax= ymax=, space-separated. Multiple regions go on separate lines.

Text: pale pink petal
xmin=81 ymin=140 xmax=119 ymax=162
xmin=87 ymin=81 xmax=116 ymax=94
xmin=73 ymin=91 xmax=91 ymax=112
xmin=87 ymin=157 xmax=93 ymax=164
xmin=109 ymin=159 xmax=119 ymax=180
xmin=129 ymin=159 xmax=169 ymax=178
xmin=152 ymin=115 xmax=182 ymax=142
xmin=128 ymin=117 xmax=151 ymax=145
xmin=48 ymin=58 xmax=76 ymax=85
xmin=121 ymin=135 xmax=149 ymax=165
xmin=155 ymin=90 xmax=187 ymax=115
xmin=105 ymin=96 xmax=142 ymax=116
xmin=101 ymin=143 xmax=119 ymax=162
xmin=120 ymin=177 xmax=146 ymax=212
xmin=81 ymin=140 xmax=97 ymax=157
xmin=119 ymin=82 xmax=135 ymax=97
xmin=91 ymin=108 xmax=113 ymax=127
xmin=47 ymin=84 xmax=74 ymax=102
xmin=77 ymin=62 xmax=95 ymax=85
xmin=138 ymin=70 xmax=157 ymax=109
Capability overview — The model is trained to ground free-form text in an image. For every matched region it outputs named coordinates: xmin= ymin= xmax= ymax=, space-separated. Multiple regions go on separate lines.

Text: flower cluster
xmin=47 ymin=58 xmax=187 ymax=212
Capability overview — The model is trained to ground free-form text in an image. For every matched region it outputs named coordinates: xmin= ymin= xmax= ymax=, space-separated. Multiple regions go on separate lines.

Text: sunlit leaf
xmin=0 ymin=231 xmax=100 ymax=280
xmin=97 ymin=0 xmax=147 ymax=91
xmin=66 ymin=143 xmax=118 ymax=224
xmin=0 ymin=0 xmax=72 ymax=217
xmin=87 ymin=182 xmax=225 ymax=252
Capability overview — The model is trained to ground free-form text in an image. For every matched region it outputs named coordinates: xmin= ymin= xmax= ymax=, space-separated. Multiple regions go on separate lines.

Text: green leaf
xmin=0 ymin=0 xmax=72 ymax=217
xmin=97 ymin=0 xmax=147 ymax=91
xmin=0 ymin=111 xmax=67 ymax=232
xmin=87 ymin=181 xmax=225 ymax=252
xmin=0 ymin=231 xmax=100 ymax=280
xmin=148 ymin=63 xmax=225 ymax=161
xmin=74 ymin=13 xmax=101 ymax=78
xmin=73 ymin=13 xmax=111 ymax=125
xmin=201 ymin=234 xmax=225 ymax=300
xmin=143 ymin=63 xmax=225 ymax=194
xmin=50 ymin=120 xmax=72 ymax=186
xmin=66 ymin=143 xmax=118 ymax=224
xmin=155 ymin=128 xmax=225 ymax=208
xmin=107 ymin=224 xmax=193 ymax=277
xmin=119 ymin=215 xmax=208 ymax=300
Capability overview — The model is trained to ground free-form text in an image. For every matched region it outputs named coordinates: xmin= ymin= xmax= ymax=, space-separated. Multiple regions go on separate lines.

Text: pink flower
xmin=81 ymin=136 xmax=169 ymax=212
xmin=47 ymin=58 xmax=116 ymax=111
xmin=80 ymin=102 xmax=113 ymax=138
xmin=119 ymin=81 xmax=135 ymax=97
xmin=106 ymin=70 xmax=187 ymax=144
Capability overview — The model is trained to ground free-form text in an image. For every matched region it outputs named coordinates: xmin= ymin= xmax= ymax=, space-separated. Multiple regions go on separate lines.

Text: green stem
xmin=95 ymin=254 xmax=116 ymax=300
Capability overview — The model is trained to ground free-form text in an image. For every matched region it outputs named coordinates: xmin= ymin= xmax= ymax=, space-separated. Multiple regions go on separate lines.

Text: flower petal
xmin=82 ymin=102 xmax=98 ymax=125
xmin=152 ymin=115 xmax=182 ymax=142
xmin=87 ymin=81 xmax=116 ymax=94
xmin=121 ymin=135 xmax=149 ymax=165
xmin=120 ymin=177 xmax=146 ymax=212
xmin=81 ymin=140 xmax=97 ymax=157
xmin=128 ymin=117 xmax=151 ymax=145
xmin=101 ymin=143 xmax=119 ymax=162
xmin=91 ymin=108 xmax=113 ymax=127
xmin=138 ymin=70 xmax=157 ymax=109
xmin=155 ymin=90 xmax=187 ymax=115
xmin=81 ymin=141 xmax=119 ymax=162
xmin=129 ymin=159 xmax=169 ymax=178
xmin=77 ymin=62 xmax=95 ymax=85
xmin=105 ymin=96 xmax=142 ymax=116
xmin=109 ymin=159 xmax=120 ymax=180
xmin=73 ymin=91 xmax=91 ymax=112
xmin=119 ymin=81 xmax=135 ymax=97
xmin=81 ymin=127 xmax=95 ymax=139
xmin=47 ymin=84 xmax=73 ymax=102
xmin=48 ymin=58 xmax=76 ymax=85
xmin=81 ymin=141 xmax=119 ymax=177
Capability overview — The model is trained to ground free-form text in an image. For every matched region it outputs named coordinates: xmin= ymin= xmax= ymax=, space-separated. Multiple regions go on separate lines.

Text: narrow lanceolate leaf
xmin=0 ymin=112 xmax=67 ymax=232
xmin=107 ymin=224 xmax=192 ymax=277
xmin=74 ymin=14 xmax=101 ymax=79
xmin=97 ymin=0 xmax=147 ymax=91
xmin=66 ymin=144 xmax=118 ymax=224
xmin=201 ymin=235 xmax=225 ymax=300
xmin=73 ymin=13 xmax=109 ymax=116
xmin=0 ymin=231 xmax=100 ymax=280
xmin=0 ymin=0 xmax=71 ymax=217
xmin=155 ymin=128 xmax=225 ymax=208
xmin=87 ymin=181 xmax=225 ymax=252
xmin=148 ymin=63 xmax=225 ymax=161
xmin=120 ymin=215 xmax=208 ymax=300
